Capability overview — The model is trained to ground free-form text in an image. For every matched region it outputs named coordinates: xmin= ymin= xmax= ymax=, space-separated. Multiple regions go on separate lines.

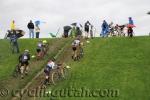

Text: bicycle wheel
xmin=62 ymin=67 xmax=71 ymax=80
xmin=51 ymin=71 xmax=60 ymax=85
xmin=13 ymin=64 xmax=20 ymax=77
xmin=80 ymin=48 xmax=84 ymax=58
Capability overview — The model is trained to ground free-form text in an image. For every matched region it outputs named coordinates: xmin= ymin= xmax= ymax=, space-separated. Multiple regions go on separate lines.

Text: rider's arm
xmin=27 ymin=54 xmax=30 ymax=60
xmin=18 ymin=54 xmax=22 ymax=62
xmin=51 ymin=62 xmax=56 ymax=69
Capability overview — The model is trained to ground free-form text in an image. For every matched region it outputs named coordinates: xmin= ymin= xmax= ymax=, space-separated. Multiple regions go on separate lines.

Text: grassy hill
xmin=40 ymin=37 xmax=150 ymax=100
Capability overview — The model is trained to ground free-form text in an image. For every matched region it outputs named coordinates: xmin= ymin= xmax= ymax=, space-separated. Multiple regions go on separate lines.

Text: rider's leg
xmin=59 ymin=67 xmax=65 ymax=78
xmin=72 ymin=47 xmax=76 ymax=59
xmin=44 ymin=74 xmax=50 ymax=85
xmin=20 ymin=65 xmax=25 ymax=79
xmin=25 ymin=66 xmax=28 ymax=75
xmin=74 ymin=50 xmax=77 ymax=58
xmin=14 ymin=41 xmax=20 ymax=53
xmin=12 ymin=42 xmax=15 ymax=53
xmin=24 ymin=61 xmax=29 ymax=75
xmin=72 ymin=51 xmax=74 ymax=59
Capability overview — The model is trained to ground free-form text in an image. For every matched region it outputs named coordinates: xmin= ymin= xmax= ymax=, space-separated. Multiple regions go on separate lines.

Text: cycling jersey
xmin=47 ymin=61 xmax=55 ymax=69
xmin=72 ymin=39 xmax=80 ymax=47
xmin=37 ymin=43 xmax=43 ymax=48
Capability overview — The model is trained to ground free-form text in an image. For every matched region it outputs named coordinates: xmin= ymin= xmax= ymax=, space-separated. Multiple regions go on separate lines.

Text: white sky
xmin=0 ymin=0 xmax=150 ymax=38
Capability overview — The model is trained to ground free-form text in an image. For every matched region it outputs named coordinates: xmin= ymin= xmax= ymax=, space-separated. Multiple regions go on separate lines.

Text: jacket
xmin=27 ymin=22 xmax=34 ymax=29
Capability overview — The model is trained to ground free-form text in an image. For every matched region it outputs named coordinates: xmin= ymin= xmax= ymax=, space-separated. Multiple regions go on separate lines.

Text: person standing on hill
xmin=127 ymin=17 xmax=135 ymax=37
xmin=101 ymin=20 xmax=109 ymax=37
xmin=10 ymin=30 xmax=20 ymax=53
xmin=10 ymin=20 xmax=20 ymax=53
xmin=27 ymin=20 xmax=35 ymax=38
xmin=35 ymin=24 xmax=40 ymax=38
xmin=10 ymin=20 xmax=16 ymax=31
xmin=84 ymin=21 xmax=91 ymax=38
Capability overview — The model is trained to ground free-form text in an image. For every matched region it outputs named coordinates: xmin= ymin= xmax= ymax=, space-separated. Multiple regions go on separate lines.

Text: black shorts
xmin=21 ymin=61 xmax=29 ymax=66
xmin=72 ymin=47 xmax=77 ymax=51
xmin=37 ymin=48 xmax=41 ymax=53
xmin=44 ymin=67 xmax=52 ymax=75
xmin=85 ymin=28 xmax=89 ymax=33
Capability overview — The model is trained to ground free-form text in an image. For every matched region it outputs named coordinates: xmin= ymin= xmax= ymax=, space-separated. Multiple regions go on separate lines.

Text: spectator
xmin=10 ymin=20 xmax=16 ymax=31
xmin=27 ymin=20 xmax=34 ymax=38
xmin=84 ymin=21 xmax=91 ymax=38
xmin=63 ymin=26 xmax=72 ymax=38
xmin=35 ymin=24 xmax=40 ymax=38
xmin=10 ymin=30 xmax=19 ymax=53
xmin=101 ymin=20 xmax=109 ymax=37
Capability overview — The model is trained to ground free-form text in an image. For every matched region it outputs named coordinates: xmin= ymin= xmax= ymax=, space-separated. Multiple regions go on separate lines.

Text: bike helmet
xmin=43 ymin=40 xmax=47 ymax=44
xmin=24 ymin=49 xmax=29 ymax=52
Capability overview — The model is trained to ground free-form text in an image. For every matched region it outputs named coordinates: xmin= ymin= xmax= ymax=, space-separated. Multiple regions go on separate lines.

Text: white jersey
xmin=38 ymin=43 xmax=42 ymax=48
xmin=47 ymin=61 xmax=55 ymax=69
xmin=75 ymin=40 xmax=80 ymax=45
xmin=72 ymin=39 xmax=80 ymax=46
xmin=23 ymin=55 xmax=28 ymax=60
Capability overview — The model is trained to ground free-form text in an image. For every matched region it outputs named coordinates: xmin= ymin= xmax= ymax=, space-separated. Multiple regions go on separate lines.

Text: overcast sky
xmin=0 ymin=0 xmax=150 ymax=38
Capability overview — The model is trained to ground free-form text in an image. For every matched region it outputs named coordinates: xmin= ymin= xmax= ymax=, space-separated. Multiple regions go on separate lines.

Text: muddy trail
xmin=11 ymin=38 xmax=74 ymax=100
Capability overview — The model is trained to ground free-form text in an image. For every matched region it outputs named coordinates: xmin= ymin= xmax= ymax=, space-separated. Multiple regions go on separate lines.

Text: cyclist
xmin=72 ymin=38 xmax=80 ymax=60
xmin=44 ymin=59 xmax=56 ymax=85
xmin=42 ymin=40 xmax=48 ymax=54
xmin=19 ymin=50 xmax=30 ymax=79
xmin=36 ymin=40 xmax=44 ymax=58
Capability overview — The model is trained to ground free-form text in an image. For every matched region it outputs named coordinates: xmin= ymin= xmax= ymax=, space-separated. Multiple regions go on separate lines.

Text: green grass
xmin=41 ymin=37 xmax=150 ymax=100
